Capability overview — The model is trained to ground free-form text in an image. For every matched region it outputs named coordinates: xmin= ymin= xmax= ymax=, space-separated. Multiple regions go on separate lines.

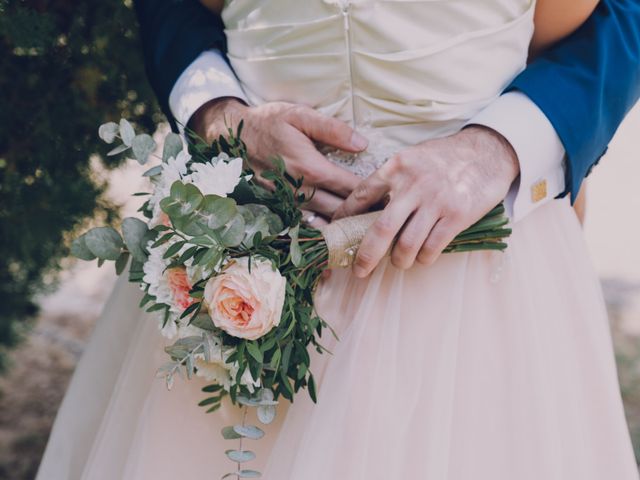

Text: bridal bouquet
xmin=71 ymin=119 xmax=511 ymax=478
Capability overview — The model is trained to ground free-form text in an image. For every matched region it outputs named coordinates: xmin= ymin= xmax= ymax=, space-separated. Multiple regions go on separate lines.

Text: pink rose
xmin=167 ymin=267 xmax=195 ymax=311
xmin=203 ymin=257 xmax=286 ymax=340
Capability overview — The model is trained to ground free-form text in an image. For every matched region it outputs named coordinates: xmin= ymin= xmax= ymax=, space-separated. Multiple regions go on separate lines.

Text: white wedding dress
xmin=37 ymin=0 xmax=639 ymax=478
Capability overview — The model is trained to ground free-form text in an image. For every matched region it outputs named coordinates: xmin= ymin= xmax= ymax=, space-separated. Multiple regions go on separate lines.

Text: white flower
xmin=195 ymin=358 xmax=234 ymax=390
xmin=193 ymin=334 xmax=261 ymax=392
xmin=148 ymin=148 xmax=191 ymax=226
xmin=184 ymin=155 xmax=243 ymax=197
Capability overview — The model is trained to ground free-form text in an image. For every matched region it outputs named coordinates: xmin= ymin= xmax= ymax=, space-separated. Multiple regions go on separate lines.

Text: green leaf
xmin=119 ymin=118 xmax=135 ymax=146
xmin=132 ymin=134 xmax=156 ymax=165
xmin=151 ymin=232 xmax=174 ymax=248
xmin=70 ymin=234 xmax=96 ymax=261
xmin=288 ymin=224 xmax=302 ymax=267
xmin=142 ymin=165 xmax=163 ymax=177
xmin=122 ymin=217 xmax=149 ymax=262
xmin=219 ymin=214 xmax=246 ymax=247
xmin=177 ymin=245 xmax=198 ymax=265
xmin=84 ymin=227 xmax=124 ymax=260
xmin=202 ymin=384 xmax=223 ymax=393
xmin=163 ymin=240 xmax=186 ymax=259
xmin=221 ymin=426 xmax=242 ymax=440
xmin=191 ymin=313 xmax=216 ymax=331
xmin=198 ymin=195 xmax=237 ymax=229
xmin=107 ymin=144 xmax=129 ymax=156
xmin=139 ymin=293 xmax=153 ymax=308
xmin=281 ymin=343 xmax=293 ymax=374
xmin=115 ymin=251 xmax=130 ymax=275
xmin=179 ymin=301 xmax=201 ymax=320
xmin=98 ymin=122 xmax=118 ymax=144
xmin=198 ymin=395 xmax=223 ymax=407
xmin=233 ymin=425 xmax=265 ymax=440
xmin=246 ymin=342 xmax=263 ymax=364
xmin=308 ymin=373 xmax=317 ymax=403
xmin=225 ymin=450 xmax=256 ymax=463
xmin=162 ymin=132 xmax=183 ymax=162
xmin=160 ymin=181 xmax=203 ymax=218
xmin=269 ymin=348 xmax=281 ymax=371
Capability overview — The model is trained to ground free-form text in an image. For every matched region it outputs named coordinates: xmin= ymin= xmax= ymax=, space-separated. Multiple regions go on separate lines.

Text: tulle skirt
xmin=36 ymin=198 xmax=639 ymax=479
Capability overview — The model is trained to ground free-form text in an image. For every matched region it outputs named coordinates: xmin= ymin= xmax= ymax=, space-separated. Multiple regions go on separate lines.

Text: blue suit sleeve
xmin=508 ymin=0 xmax=640 ymax=201
xmin=133 ymin=0 xmax=228 ymax=127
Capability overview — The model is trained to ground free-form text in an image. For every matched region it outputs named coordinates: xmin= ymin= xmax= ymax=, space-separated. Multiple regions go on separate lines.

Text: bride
xmin=37 ymin=0 xmax=639 ymax=478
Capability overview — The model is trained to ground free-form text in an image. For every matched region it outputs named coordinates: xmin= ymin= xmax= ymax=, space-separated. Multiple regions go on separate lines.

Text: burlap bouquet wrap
xmin=318 ymin=211 xmax=381 ymax=269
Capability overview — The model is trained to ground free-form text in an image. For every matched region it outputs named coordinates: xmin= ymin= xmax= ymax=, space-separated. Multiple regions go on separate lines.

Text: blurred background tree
xmin=0 ymin=0 xmax=160 ymax=368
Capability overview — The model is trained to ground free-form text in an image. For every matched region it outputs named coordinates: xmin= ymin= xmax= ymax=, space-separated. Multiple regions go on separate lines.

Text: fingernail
xmin=350 ymin=132 xmax=368 ymax=150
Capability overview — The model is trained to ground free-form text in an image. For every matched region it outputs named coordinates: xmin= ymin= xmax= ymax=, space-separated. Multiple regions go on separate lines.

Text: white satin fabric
xmin=37 ymin=1 xmax=639 ymax=478
xmin=223 ymin=0 xmax=535 ymax=174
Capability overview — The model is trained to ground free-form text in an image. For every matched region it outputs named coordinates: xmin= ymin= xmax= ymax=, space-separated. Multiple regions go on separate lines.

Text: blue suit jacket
xmin=134 ymin=0 xmax=640 ymax=202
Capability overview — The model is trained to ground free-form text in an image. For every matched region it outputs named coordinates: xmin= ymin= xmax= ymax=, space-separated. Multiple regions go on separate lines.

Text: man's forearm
xmin=507 ymin=0 xmax=640 ymax=201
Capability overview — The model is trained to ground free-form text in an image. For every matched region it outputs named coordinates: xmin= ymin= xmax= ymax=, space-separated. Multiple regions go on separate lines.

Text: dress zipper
xmin=341 ymin=2 xmax=357 ymax=128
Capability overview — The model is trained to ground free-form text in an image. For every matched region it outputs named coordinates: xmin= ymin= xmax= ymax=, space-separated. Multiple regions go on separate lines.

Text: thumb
xmin=287 ymin=107 xmax=369 ymax=153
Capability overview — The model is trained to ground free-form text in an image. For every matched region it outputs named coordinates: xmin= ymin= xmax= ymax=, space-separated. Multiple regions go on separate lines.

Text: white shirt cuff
xmin=168 ymin=49 xmax=248 ymax=132
xmin=467 ymin=91 xmax=566 ymax=223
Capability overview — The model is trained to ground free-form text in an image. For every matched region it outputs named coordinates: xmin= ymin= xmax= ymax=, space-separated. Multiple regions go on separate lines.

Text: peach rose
xmin=203 ymin=257 xmax=286 ymax=340
xmin=167 ymin=267 xmax=195 ymax=311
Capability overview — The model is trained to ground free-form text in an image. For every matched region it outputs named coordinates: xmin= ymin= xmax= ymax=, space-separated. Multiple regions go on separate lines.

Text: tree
xmin=0 ymin=0 xmax=160 ymax=367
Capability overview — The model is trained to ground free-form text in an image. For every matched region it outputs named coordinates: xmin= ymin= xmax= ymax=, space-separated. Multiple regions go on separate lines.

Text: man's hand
xmin=190 ymin=97 xmax=369 ymax=225
xmin=333 ymin=126 xmax=519 ymax=277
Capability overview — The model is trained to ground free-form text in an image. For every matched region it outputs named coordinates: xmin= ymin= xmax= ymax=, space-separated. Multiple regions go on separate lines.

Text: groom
xmin=134 ymin=0 xmax=640 ymax=274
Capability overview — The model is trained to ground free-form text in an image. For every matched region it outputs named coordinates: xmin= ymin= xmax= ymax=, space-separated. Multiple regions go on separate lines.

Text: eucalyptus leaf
xmin=122 ymin=217 xmax=149 ymax=262
xmin=115 ymin=251 xmax=130 ymax=275
xmin=219 ymin=214 xmax=246 ymax=247
xmin=221 ymin=426 xmax=242 ymax=440
xmin=236 ymin=396 xmax=261 ymax=407
xmin=70 ymin=234 xmax=96 ymax=261
xmin=119 ymin=118 xmax=135 ymax=146
xmin=84 ymin=227 xmax=124 ymax=260
xmin=198 ymin=195 xmax=237 ymax=229
xmin=98 ymin=122 xmax=118 ymax=144
xmin=132 ymin=133 xmax=156 ymax=165
xmin=225 ymin=450 xmax=256 ymax=463
xmin=257 ymin=405 xmax=276 ymax=425
xmin=240 ymin=204 xmax=283 ymax=234
xmin=107 ymin=144 xmax=130 ymax=156
xmin=162 ymin=132 xmax=183 ymax=162
xmin=237 ymin=470 xmax=261 ymax=478
xmin=142 ymin=165 xmax=163 ymax=177
xmin=233 ymin=425 xmax=265 ymax=440
xmin=161 ymin=181 xmax=203 ymax=218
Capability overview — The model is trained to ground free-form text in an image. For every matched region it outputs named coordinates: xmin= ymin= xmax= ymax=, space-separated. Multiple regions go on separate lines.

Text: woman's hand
xmin=333 ymin=126 xmax=519 ymax=277
xmin=190 ymin=98 xmax=368 ymax=225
